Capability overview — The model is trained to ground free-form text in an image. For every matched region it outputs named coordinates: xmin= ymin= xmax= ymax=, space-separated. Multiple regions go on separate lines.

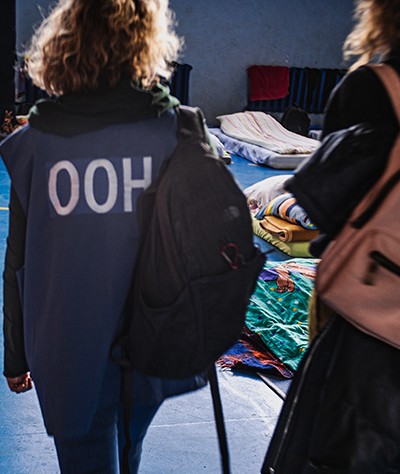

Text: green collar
xmin=28 ymin=80 xmax=179 ymax=136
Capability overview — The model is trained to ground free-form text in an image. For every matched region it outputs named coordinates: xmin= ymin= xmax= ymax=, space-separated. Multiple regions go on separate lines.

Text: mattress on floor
xmin=209 ymin=127 xmax=310 ymax=169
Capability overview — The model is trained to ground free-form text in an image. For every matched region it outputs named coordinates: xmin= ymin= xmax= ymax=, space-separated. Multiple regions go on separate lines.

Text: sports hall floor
xmin=0 ymin=155 xmax=291 ymax=473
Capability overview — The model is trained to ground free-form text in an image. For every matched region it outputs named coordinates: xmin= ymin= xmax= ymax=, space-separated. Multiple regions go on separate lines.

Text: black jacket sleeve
xmin=322 ymin=65 xmax=399 ymax=138
xmin=310 ymin=61 xmax=400 ymax=257
xmin=3 ymin=185 xmax=28 ymax=378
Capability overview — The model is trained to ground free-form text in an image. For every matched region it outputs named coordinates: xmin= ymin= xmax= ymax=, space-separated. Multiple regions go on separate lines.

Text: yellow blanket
xmin=260 ymin=215 xmax=319 ymax=242
xmin=252 ymin=216 xmax=312 ymax=257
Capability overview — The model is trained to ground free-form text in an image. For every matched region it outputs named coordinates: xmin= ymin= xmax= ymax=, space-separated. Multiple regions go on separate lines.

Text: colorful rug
xmin=218 ymin=325 xmax=294 ymax=378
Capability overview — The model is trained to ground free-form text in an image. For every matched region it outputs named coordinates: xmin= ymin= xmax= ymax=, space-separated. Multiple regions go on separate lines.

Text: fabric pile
xmin=218 ymin=258 xmax=318 ymax=375
xmin=0 ymin=111 xmax=26 ymax=139
xmin=245 ymin=176 xmax=318 ymax=257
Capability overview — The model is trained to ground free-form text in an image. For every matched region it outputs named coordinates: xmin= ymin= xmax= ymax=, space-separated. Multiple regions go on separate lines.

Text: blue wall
xmin=17 ymin=0 xmax=355 ymax=124
xmin=16 ymin=0 xmax=52 ymax=51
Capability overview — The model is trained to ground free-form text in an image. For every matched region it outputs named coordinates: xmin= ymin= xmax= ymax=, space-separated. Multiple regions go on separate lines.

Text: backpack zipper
xmin=363 ymin=251 xmax=400 ymax=285
xmin=372 ymin=251 xmax=400 ymax=275
xmin=267 ymin=328 xmax=326 ymax=473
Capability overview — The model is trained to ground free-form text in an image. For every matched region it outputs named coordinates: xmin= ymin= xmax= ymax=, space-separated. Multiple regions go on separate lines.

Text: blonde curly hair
xmin=344 ymin=0 xmax=400 ymax=71
xmin=26 ymin=0 xmax=182 ymax=95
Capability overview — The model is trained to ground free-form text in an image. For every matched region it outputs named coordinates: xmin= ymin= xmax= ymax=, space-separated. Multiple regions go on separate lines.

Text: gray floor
xmin=140 ymin=370 xmax=283 ymax=473
xmin=0 ymin=364 xmax=283 ymax=473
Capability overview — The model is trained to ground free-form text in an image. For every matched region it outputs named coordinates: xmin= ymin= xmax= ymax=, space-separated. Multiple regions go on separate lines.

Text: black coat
xmin=322 ymin=52 xmax=400 ymax=138
xmin=262 ymin=316 xmax=400 ymax=473
xmin=299 ymin=54 xmax=400 ymax=256
xmin=261 ymin=54 xmax=400 ymax=474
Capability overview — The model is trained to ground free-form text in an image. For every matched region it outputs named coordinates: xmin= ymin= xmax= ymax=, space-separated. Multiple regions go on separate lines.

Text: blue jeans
xmin=54 ymin=401 xmax=161 ymax=473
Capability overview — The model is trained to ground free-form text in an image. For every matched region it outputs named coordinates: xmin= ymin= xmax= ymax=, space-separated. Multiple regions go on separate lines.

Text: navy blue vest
xmin=1 ymin=109 xmax=205 ymax=438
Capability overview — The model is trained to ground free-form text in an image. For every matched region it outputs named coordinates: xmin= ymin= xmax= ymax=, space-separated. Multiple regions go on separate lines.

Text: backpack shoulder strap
xmin=175 ymin=105 xmax=208 ymax=142
xmin=368 ymin=64 xmax=400 ymax=125
xmin=350 ymin=64 xmax=400 ymax=218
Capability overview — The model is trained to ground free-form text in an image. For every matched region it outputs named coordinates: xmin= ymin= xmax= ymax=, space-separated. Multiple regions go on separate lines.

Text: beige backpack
xmin=316 ymin=63 xmax=400 ymax=349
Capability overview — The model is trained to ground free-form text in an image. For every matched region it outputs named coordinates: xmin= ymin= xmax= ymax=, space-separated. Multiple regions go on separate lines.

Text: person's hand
xmin=6 ymin=373 xmax=33 ymax=393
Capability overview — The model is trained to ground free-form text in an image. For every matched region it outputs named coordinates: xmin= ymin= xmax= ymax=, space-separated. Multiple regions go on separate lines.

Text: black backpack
xmin=281 ymin=104 xmax=311 ymax=137
xmin=116 ymin=105 xmax=265 ymax=379
xmin=114 ymin=106 xmax=265 ymax=474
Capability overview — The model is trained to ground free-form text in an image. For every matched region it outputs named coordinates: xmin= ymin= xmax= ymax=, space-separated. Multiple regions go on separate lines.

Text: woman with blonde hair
xmin=1 ymin=1 xmax=206 ymax=472
xmin=262 ymin=0 xmax=400 ymax=472
xmin=322 ymin=0 xmax=400 ymax=136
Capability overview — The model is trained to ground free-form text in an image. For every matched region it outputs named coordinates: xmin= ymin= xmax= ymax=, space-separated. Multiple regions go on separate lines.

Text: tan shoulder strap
xmin=350 ymin=63 xmax=400 ymax=217
xmin=368 ymin=63 xmax=400 ymax=125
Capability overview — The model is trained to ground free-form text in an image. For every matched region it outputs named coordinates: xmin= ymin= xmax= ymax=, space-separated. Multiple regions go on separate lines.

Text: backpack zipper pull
xmin=363 ymin=260 xmax=378 ymax=285
xmin=220 ymin=242 xmax=242 ymax=270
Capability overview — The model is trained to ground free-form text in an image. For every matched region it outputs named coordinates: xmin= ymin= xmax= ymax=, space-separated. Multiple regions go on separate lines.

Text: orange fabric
xmin=260 ymin=215 xmax=319 ymax=242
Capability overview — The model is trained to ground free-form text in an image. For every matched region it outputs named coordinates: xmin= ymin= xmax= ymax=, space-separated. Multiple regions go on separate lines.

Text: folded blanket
xmin=217 ymin=111 xmax=319 ymax=155
xmin=259 ymin=193 xmax=317 ymax=230
xmin=252 ymin=216 xmax=312 ymax=258
xmin=260 ymin=215 xmax=319 ymax=242
xmin=247 ymin=65 xmax=289 ymax=101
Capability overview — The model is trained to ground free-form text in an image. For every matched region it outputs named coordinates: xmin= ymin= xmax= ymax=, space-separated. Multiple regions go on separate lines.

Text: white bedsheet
xmin=217 ymin=111 xmax=319 ymax=155
xmin=209 ymin=127 xmax=314 ymax=169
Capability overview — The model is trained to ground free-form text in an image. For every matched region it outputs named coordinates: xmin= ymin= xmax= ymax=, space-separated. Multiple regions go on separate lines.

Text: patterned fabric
xmin=218 ymin=325 xmax=294 ymax=378
xmin=246 ymin=258 xmax=318 ymax=371
xmin=0 ymin=111 xmax=24 ymax=139
xmin=217 ymin=111 xmax=319 ymax=155
xmin=259 ymin=193 xmax=317 ymax=230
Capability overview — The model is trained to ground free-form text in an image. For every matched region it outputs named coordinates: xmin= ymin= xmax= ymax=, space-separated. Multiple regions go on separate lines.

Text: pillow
xmin=261 ymin=193 xmax=317 ymax=230
xmin=244 ymin=174 xmax=292 ymax=215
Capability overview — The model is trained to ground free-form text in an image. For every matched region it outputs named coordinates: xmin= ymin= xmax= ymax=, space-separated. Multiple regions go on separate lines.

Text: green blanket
xmin=246 ymin=258 xmax=318 ymax=371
